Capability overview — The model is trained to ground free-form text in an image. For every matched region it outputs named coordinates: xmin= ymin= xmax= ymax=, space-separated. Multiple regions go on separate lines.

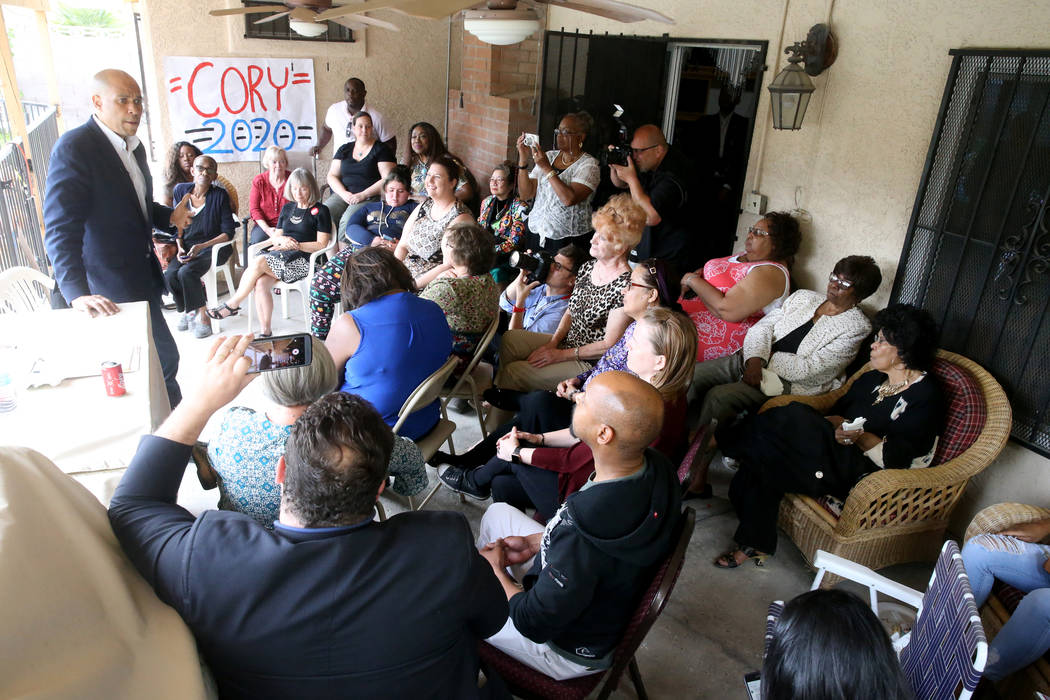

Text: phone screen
xmin=244 ymin=333 xmax=312 ymax=374
xmin=744 ymin=671 xmax=761 ymax=700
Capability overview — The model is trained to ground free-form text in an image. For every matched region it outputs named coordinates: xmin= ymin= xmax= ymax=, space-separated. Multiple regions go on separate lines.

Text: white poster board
xmin=163 ymin=56 xmax=317 ymax=163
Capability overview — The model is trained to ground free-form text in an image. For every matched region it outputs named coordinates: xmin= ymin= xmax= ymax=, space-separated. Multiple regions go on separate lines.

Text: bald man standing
xmin=475 ymin=371 xmax=682 ymax=680
xmin=45 ymin=69 xmax=190 ymax=407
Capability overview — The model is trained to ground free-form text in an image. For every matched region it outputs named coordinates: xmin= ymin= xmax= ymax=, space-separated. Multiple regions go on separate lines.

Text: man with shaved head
xmin=45 ymin=69 xmax=191 ymax=407
xmin=609 ymin=123 xmax=697 ymax=267
xmin=475 ymin=371 xmax=682 ymax=680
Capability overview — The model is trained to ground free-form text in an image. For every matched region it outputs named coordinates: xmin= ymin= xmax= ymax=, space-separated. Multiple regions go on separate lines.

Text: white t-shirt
xmin=324 ymin=101 xmax=394 ymax=153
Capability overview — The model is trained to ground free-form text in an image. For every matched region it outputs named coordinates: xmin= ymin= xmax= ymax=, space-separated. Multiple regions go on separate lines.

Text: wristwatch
xmin=511 ymin=445 xmax=523 ymax=464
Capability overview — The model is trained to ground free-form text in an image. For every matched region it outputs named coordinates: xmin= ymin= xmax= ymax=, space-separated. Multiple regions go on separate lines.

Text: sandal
xmin=713 ymin=546 xmax=768 ymax=569
xmin=206 ymin=302 xmax=240 ymax=320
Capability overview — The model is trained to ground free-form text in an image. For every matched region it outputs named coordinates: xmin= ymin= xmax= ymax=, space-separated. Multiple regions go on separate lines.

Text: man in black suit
xmin=44 ymin=69 xmax=190 ymax=407
xmin=108 ymin=335 xmax=508 ymax=699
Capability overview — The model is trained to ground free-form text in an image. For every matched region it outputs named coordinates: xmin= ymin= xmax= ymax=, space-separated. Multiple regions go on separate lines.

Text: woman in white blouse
xmin=515 ymin=111 xmax=600 ymax=252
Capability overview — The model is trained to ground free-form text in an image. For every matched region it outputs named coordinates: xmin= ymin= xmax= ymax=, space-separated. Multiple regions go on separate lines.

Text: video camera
xmin=509 ymin=250 xmax=554 ymax=284
xmin=601 ymin=104 xmax=631 ymax=167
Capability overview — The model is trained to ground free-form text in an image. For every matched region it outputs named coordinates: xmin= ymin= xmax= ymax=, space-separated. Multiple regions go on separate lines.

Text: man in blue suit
xmin=109 ymin=335 xmax=509 ymax=699
xmin=44 ymin=69 xmax=190 ymax=407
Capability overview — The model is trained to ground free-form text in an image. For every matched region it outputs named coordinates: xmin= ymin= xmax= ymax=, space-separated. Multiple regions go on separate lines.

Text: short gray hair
xmin=262 ymin=337 xmax=337 ymax=407
xmin=282 ymin=167 xmax=320 ymax=203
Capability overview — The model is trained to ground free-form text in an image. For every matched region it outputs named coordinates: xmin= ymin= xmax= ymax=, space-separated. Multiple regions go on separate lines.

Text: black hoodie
xmin=507 ymin=448 xmax=683 ymax=666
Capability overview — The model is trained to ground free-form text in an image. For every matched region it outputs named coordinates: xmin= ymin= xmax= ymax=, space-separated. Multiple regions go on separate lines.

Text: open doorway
xmin=539 ymin=33 xmax=766 ymax=255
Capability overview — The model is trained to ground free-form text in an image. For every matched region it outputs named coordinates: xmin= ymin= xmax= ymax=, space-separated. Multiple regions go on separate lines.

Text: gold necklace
xmin=873 ymin=371 xmax=914 ymax=404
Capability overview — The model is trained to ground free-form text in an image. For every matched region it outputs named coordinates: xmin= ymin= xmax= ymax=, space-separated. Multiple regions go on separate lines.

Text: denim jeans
xmin=961 ymin=534 xmax=1050 ymax=681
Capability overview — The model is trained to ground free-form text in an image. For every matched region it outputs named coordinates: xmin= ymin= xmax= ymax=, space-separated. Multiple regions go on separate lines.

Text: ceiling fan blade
xmin=344 ymin=13 xmax=401 ymax=30
xmin=538 ymin=0 xmax=673 ymax=23
xmin=288 ymin=7 xmax=320 ymax=20
xmin=253 ymin=10 xmax=293 ymax=24
xmin=315 ymin=0 xmax=414 ymax=21
xmin=329 ymin=16 xmax=367 ymax=30
xmin=210 ymin=5 xmax=289 ymax=17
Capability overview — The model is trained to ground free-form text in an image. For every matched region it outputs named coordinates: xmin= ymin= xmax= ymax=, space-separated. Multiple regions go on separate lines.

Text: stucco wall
xmin=543 ymin=0 xmax=1050 ymax=528
xmin=138 ymin=0 xmax=451 ymax=217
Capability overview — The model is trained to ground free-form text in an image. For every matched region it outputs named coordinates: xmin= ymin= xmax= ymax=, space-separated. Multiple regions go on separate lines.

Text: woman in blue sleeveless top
xmin=325 ymin=247 xmax=452 ymax=439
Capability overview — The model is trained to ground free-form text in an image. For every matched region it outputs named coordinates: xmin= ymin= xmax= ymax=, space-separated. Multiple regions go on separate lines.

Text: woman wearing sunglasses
xmin=680 ymin=212 xmax=801 ymax=361
xmin=683 ymin=255 xmax=882 ymax=498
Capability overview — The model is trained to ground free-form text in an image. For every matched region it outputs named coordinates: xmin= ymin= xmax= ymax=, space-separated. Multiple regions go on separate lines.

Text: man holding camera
xmin=108 ymin=335 xmax=508 ymax=698
xmin=500 ymin=245 xmax=584 ymax=334
xmin=608 ymin=124 xmax=697 ymax=268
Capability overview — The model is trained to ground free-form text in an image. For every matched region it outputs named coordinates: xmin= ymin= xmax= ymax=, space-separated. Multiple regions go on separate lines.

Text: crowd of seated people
xmin=113 ymin=72 xmax=1046 ymax=696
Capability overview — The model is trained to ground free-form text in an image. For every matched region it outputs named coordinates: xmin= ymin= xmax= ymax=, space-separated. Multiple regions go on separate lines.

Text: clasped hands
xmin=479 ymin=533 xmax=541 ymax=571
xmin=269 ymin=236 xmax=301 ymax=252
xmin=494 ymin=426 xmax=543 ymax=462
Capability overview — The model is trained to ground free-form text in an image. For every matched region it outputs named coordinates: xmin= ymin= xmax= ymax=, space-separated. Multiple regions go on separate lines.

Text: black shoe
xmin=440 ymin=466 xmax=489 ymax=500
xmin=482 ymin=387 xmax=524 ymax=411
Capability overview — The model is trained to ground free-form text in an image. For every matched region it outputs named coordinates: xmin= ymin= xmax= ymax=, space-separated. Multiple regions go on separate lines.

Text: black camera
xmin=600 ymin=103 xmax=632 ymax=167
xmin=509 ymin=250 xmax=554 ymax=283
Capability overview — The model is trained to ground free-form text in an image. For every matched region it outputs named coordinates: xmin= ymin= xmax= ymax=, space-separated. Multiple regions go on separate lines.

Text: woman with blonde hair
xmin=208 ymin=168 xmax=332 ymax=337
xmin=441 ymin=306 xmax=698 ymax=520
xmin=248 ymin=145 xmax=291 ymax=245
xmin=494 ymin=192 xmax=645 ymax=393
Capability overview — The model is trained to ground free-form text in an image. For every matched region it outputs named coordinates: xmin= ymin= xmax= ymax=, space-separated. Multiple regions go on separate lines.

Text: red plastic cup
xmin=101 ymin=361 xmax=126 ymax=397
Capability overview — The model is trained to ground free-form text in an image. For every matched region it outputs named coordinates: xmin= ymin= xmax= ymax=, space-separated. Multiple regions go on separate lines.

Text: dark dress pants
xmin=474 ymin=456 xmax=561 ymax=521
xmin=147 ymin=295 xmax=182 ymax=408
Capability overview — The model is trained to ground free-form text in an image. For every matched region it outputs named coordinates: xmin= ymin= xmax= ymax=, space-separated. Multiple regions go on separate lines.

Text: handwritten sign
xmin=163 ymin=56 xmax=317 ymax=163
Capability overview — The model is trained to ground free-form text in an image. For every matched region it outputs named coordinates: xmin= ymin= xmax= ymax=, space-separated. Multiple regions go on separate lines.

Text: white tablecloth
xmin=0 ymin=301 xmax=170 ymax=474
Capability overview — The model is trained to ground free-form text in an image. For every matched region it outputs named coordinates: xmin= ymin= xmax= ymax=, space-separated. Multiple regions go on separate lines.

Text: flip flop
xmin=713 ymin=546 xmax=768 ymax=569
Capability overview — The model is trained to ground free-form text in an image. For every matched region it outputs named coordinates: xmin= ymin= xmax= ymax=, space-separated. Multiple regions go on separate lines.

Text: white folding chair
xmin=387 ymin=356 xmax=459 ymax=512
xmin=246 ymin=236 xmax=336 ymax=332
xmin=0 ymin=267 xmax=54 ymax=314
xmin=203 ymin=240 xmax=237 ymax=334
xmin=439 ymin=315 xmax=498 ymax=438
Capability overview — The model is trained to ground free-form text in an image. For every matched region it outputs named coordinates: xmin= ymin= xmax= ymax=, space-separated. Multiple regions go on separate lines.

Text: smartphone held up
xmin=243 ymin=333 xmax=313 ymax=374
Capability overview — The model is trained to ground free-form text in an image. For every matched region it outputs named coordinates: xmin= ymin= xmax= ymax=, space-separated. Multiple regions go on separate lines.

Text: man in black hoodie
xmin=477 ymin=371 xmax=683 ymax=679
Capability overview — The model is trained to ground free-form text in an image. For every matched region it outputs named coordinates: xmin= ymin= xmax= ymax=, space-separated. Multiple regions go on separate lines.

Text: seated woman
xmin=405 ymin=121 xmax=474 ymax=207
xmin=683 ymin=255 xmax=882 ymax=498
xmin=478 ymin=161 xmax=529 ymax=284
xmin=324 ymin=112 xmax=396 ymax=237
xmin=494 ymin=192 xmax=644 ymax=393
xmin=208 ymin=168 xmax=332 ymax=337
xmin=712 ymin=304 xmax=942 ymax=568
xmin=204 ymin=341 xmax=428 ymax=525
xmin=153 ymin=141 xmax=201 ymax=270
xmin=325 ymin=247 xmax=453 ymax=440
xmin=343 ymin=165 xmax=415 ymax=251
xmin=308 ymin=167 xmax=416 ymax=340
xmin=419 ymin=221 xmax=499 ymax=360
xmin=764 ymin=589 xmax=912 ymax=700
xmin=962 ymin=517 xmax=1050 ymax=687
xmin=679 ymin=211 xmax=800 ymax=361
xmin=166 ymin=155 xmax=235 ymax=339
xmin=248 ymin=145 xmax=291 ymax=246
xmin=440 ymin=308 xmax=697 ymax=521
xmin=394 ymin=153 xmax=473 ymax=286
xmin=437 ymin=259 xmax=682 ymax=473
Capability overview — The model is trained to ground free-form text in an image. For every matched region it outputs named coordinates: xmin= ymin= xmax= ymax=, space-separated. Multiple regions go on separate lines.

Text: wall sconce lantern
xmin=767 ymin=23 xmax=837 ymax=130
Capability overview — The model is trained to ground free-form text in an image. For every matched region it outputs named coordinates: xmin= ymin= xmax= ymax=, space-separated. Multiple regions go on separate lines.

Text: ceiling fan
xmin=210 ymin=0 xmax=672 ymax=43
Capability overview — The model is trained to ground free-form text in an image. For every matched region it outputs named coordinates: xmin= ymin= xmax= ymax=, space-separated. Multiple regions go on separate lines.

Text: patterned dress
xmin=402 ymin=198 xmax=469 ymax=278
xmin=528 ymin=151 xmax=600 ymax=244
xmin=562 ymin=260 xmax=631 ymax=348
xmin=420 ymin=273 xmax=500 ymax=358
xmin=680 ymin=254 xmax=790 ymax=362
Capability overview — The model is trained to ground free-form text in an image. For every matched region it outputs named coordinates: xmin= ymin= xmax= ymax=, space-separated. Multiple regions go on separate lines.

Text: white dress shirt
xmin=93 ymin=115 xmax=148 ymax=220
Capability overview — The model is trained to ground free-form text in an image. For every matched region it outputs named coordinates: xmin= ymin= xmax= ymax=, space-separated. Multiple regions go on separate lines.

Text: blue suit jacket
xmin=108 ymin=435 xmax=509 ymax=699
xmin=44 ymin=118 xmax=173 ymax=303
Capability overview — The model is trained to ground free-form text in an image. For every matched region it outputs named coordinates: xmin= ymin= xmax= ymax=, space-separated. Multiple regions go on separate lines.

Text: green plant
xmin=53 ymin=5 xmax=125 ymax=29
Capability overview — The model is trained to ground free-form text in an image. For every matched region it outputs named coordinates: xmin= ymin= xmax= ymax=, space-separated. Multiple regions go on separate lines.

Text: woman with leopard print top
xmin=494 ymin=193 xmax=645 ymax=393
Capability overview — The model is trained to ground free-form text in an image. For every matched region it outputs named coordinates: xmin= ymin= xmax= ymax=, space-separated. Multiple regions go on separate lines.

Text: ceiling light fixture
xmin=463 ymin=8 xmax=540 ymax=46
xmin=767 ymin=23 xmax=837 ymax=130
xmin=289 ymin=18 xmax=328 ymax=38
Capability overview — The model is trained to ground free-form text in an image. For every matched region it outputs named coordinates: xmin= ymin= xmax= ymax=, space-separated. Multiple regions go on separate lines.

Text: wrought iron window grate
xmin=241 ymin=1 xmax=354 ymax=43
xmin=892 ymin=49 xmax=1050 ymax=456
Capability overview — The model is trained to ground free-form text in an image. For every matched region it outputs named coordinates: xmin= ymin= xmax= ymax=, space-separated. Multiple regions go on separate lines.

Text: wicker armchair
xmin=760 ymin=349 xmax=1011 ymax=573
xmin=964 ymin=502 xmax=1050 ymax=698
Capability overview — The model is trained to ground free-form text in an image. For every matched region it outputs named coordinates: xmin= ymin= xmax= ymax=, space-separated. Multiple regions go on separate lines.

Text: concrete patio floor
xmin=120 ymin=300 xmax=938 ymax=699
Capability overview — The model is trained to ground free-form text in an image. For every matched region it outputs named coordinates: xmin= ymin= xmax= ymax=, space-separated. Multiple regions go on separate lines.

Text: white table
xmin=0 ymin=301 xmax=169 ymax=474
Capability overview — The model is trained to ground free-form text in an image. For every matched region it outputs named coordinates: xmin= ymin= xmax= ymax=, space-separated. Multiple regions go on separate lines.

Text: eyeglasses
xmin=630 ymin=282 xmax=655 ymax=290
xmin=191 ymin=165 xmax=216 ymax=173
xmin=872 ymin=332 xmax=890 ymax=345
xmin=828 ymin=273 xmax=854 ymax=289
xmin=747 ymin=225 xmax=770 ymax=237
xmin=553 ymin=129 xmax=579 ymax=136
xmin=631 ymin=144 xmax=660 ymax=155
xmin=489 ymin=177 xmax=507 ymax=184
xmin=551 ymin=259 xmax=576 ymax=275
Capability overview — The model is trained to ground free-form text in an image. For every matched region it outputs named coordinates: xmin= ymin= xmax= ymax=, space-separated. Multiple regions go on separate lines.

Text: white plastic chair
xmin=439 ymin=315 xmax=498 ymax=438
xmin=0 ymin=266 xmax=55 ymax=314
xmin=203 ymin=240 xmax=237 ymax=334
xmin=246 ymin=236 xmax=336 ymax=332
